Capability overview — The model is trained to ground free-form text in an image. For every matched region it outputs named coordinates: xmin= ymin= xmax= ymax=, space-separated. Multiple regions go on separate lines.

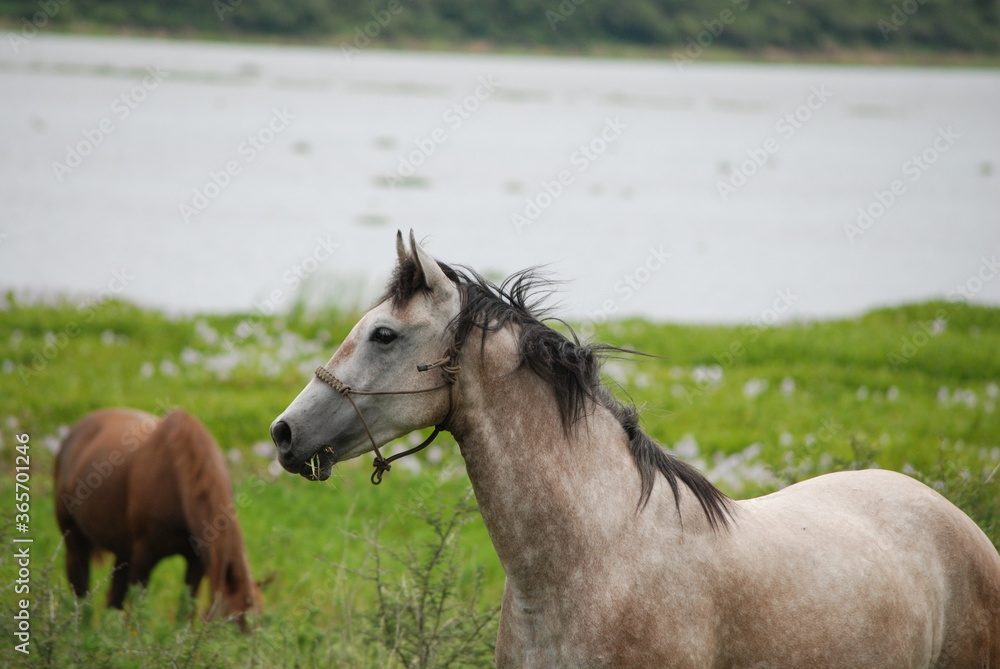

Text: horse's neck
xmin=195 ymin=498 xmax=253 ymax=598
xmin=165 ymin=427 xmax=250 ymax=594
xmin=196 ymin=508 xmax=254 ymax=613
xmin=449 ymin=348 xmax=720 ymax=664
xmin=452 ymin=363 xmax=655 ymax=585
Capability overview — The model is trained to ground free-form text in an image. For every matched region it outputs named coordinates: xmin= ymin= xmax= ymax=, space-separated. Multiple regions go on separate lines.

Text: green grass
xmin=1 ymin=292 xmax=998 ymax=667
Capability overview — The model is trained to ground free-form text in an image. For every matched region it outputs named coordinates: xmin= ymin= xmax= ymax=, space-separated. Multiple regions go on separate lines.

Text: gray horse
xmin=272 ymin=231 xmax=1000 ymax=668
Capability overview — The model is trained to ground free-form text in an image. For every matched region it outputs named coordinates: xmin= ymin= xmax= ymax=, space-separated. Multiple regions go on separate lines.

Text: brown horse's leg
xmin=61 ymin=525 xmax=93 ymax=598
xmin=107 ymin=556 xmax=131 ymax=609
xmin=183 ymin=554 xmax=204 ymax=599
xmin=56 ymin=491 xmax=93 ymax=599
xmin=178 ymin=554 xmax=204 ymax=622
xmin=125 ymin=540 xmax=160 ymax=594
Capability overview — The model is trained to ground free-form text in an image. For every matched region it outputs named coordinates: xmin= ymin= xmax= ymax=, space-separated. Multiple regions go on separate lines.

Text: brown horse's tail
xmin=153 ymin=409 xmax=259 ymax=625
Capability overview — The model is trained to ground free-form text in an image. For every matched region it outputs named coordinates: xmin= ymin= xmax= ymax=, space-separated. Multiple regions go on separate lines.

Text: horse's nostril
xmin=270 ymin=420 xmax=292 ymax=452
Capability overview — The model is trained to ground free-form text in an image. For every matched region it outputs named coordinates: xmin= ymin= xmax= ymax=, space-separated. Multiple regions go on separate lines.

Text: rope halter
xmin=313 ymin=339 xmax=460 ymax=485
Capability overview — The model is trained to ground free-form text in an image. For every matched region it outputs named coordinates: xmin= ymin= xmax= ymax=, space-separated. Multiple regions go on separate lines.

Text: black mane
xmin=380 ymin=260 xmax=733 ymax=530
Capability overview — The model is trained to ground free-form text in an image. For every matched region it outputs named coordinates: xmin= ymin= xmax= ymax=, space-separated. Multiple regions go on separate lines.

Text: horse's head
xmin=206 ymin=559 xmax=267 ymax=632
xmin=270 ymin=231 xmax=461 ymax=481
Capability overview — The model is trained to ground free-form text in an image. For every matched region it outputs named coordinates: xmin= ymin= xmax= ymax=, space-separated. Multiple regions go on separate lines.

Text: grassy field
xmin=1 ymin=292 xmax=998 ymax=668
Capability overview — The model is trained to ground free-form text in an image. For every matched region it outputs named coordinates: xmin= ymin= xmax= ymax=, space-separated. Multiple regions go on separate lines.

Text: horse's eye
xmin=370 ymin=327 xmax=397 ymax=344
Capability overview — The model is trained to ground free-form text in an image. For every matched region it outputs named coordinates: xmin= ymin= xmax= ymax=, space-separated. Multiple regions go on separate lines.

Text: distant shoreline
xmin=3 ymin=23 xmax=999 ymax=68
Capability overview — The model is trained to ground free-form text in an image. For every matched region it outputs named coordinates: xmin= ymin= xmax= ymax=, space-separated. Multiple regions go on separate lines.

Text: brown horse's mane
xmin=152 ymin=410 xmax=251 ymax=591
xmin=381 ymin=258 xmax=734 ymax=530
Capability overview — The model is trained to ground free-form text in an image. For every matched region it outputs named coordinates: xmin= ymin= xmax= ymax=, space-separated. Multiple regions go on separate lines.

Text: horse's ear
xmin=408 ymin=229 xmax=453 ymax=297
xmin=256 ymin=571 xmax=277 ymax=591
xmin=396 ymin=230 xmax=407 ymax=265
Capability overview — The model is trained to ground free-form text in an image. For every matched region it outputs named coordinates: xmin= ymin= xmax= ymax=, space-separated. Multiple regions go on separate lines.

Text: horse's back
xmin=55 ymin=408 xmax=159 ymax=554
xmin=55 ymin=408 xmax=155 ymax=479
xmin=750 ymin=469 xmax=1000 ymax=588
xmin=729 ymin=469 xmax=1000 ymax=668
xmin=129 ymin=408 xmax=231 ymax=532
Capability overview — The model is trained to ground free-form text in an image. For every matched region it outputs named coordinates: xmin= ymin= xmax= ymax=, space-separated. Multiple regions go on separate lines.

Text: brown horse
xmin=54 ymin=408 xmax=261 ymax=630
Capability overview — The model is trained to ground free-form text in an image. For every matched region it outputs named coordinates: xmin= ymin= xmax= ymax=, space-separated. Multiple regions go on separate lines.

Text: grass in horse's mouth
xmin=305 ymin=448 xmax=337 ymax=480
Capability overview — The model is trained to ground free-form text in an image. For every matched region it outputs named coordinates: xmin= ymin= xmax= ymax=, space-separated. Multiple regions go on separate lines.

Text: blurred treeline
xmin=2 ymin=0 xmax=998 ymax=53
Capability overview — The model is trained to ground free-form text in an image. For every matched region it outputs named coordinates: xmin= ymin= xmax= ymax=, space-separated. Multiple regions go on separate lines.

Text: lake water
xmin=1 ymin=34 xmax=998 ymax=324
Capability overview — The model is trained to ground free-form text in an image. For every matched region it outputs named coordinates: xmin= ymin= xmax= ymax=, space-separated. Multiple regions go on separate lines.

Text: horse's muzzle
xmin=270 ymin=419 xmax=334 ymax=481
xmin=270 ymin=419 xmax=297 ymax=467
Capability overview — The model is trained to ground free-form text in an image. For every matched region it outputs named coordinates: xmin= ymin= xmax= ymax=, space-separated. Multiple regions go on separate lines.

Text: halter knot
xmin=371 ymin=456 xmax=391 ymax=485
